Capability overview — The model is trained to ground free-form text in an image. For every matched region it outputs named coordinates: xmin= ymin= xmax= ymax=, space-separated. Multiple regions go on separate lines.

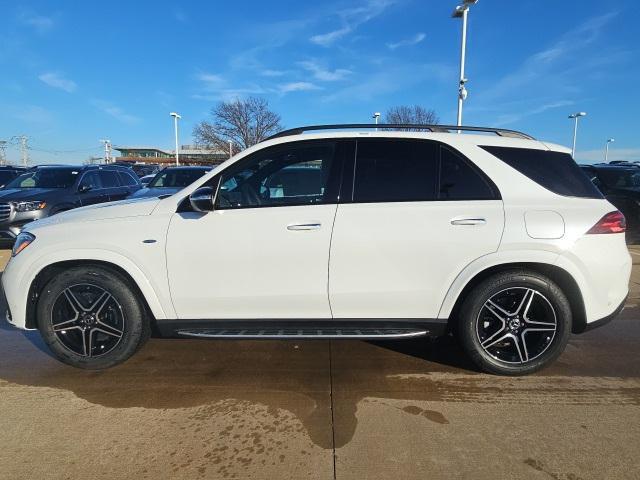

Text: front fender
xmin=3 ymin=247 xmax=174 ymax=330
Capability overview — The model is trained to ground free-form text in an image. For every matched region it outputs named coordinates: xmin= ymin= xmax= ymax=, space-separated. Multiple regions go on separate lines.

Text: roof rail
xmin=265 ymin=124 xmax=535 ymax=141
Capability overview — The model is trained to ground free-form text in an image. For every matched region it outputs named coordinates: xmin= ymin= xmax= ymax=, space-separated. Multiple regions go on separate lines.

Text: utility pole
xmin=0 ymin=141 xmax=7 ymax=166
xmin=229 ymin=140 xmax=233 ymax=159
xmin=100 ymin=139 xmax=112 ymax=163
xmin=18 ymin=135 xmax=29 ymax=167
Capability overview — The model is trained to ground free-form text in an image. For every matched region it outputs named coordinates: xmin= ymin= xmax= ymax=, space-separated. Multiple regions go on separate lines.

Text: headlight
xmin=11 ymin=201 xmax=46 ymax=212
xmin=12 ymin=232 xmax=36 ymax=257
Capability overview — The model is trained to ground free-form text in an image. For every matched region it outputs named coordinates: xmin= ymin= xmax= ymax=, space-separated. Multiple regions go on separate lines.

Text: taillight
xmin=587 ymin=211 xmax=626 ymax=234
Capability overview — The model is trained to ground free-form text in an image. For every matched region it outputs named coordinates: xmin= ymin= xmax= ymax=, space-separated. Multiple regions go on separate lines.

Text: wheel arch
xmin=444 ymin=262 xmax=587 ymax=334
xmin=25 ymin=259 xmax=159 ymax=330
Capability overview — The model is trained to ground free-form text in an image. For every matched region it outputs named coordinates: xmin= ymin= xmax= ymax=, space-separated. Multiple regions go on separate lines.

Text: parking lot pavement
xmin=0 ymin=249 xmax=639 ymax=479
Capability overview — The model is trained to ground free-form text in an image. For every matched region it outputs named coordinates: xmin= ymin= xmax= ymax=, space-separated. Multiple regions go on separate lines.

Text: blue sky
xmin=0 ymin=0 xmax=638 ymax=164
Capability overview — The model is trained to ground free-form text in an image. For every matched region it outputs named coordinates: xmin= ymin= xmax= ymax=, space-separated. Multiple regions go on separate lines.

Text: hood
xmin=0 ymin=188 xmax=62 ymax=201
xmin=25 ymin=196 xmax=161 ymax=232
xmin=128 ymin=187 xmax=181 ymax=199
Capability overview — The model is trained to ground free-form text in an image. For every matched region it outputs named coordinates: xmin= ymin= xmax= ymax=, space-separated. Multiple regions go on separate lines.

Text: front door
xmin=329 ymin=139 xmax=505 ymax=319
xmin=166 ymin=140 xmax=349 ymax=319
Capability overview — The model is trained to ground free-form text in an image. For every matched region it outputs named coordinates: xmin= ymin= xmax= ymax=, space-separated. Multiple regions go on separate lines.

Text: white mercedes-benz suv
xmin=2 ymin=124 xmax=631 ymax=375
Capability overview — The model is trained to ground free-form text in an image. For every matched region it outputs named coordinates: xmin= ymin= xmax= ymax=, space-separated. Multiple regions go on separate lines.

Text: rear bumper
xmin=578 ymin=295 xmax=627 ymax=333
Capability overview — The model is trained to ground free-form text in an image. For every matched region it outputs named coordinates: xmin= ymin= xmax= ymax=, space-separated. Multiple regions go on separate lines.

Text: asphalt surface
xmin=0 ymin=248 xmax=639 ymax=479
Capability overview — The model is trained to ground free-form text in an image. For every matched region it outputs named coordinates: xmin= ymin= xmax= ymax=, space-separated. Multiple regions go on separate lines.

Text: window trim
xmin=341 ymin=138 xmax=501 ymax=205
xmin=211 ymin=139 xmax=349 ymax=211
xmin=98 ymin=169 xmax=123 ymax=189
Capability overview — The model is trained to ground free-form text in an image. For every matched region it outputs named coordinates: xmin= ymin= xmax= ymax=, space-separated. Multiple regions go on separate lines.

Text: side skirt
xmin=155 ymin=319 xmax=448 ymax=340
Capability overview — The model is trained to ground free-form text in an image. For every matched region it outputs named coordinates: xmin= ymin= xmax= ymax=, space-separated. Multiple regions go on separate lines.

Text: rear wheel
xmin=37 ymin=265 xmax=150 ymax=369
xmin=456 ymin=270 xmax=571 ymax=375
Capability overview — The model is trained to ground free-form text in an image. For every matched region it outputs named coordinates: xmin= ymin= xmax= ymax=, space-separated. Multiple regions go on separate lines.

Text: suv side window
xmin=216 ymin=141 xmax=339 ymax=209
xmin=79 ymin=171 xmax=102 ymax=190
xmin=117 ymin=170 xmax=139 ymax=186
xmin=439 ymin=147 xmax=497 ymax=200
xmin=353 ymin=139 xmax=438 ymax=202
xmin=99 ymin=170 xmax=121 ymax=188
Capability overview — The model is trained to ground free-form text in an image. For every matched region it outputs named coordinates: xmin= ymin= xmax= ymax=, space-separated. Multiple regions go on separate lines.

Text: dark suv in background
xmin=580 ymin=163 xmax=640 ymax=243
xmin=0 ymin=164 xmax=140 ymax=245
xmin=0 ymin=166 xmax=28 ymax=188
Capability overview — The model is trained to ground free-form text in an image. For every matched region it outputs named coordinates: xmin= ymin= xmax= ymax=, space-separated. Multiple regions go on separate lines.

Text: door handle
xmin=450 ymin=218 xmax=486 ymax=226
xmin=287 ymin=223 xmax=321 ymax=231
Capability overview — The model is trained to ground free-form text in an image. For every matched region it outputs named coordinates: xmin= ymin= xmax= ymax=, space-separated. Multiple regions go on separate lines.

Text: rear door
xmin=77 ymin=171 xmax=109 ymax=206
xmin=117 ymin=170 xmax=142 ymax=196
xmin=99 ymin=169 xmax=127 ymax=201
xmin=328 ymin=138 xmax=505 ymax=319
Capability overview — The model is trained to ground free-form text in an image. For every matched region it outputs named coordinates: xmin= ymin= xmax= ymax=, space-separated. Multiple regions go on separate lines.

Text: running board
xmin=175 ymin=326 xmax=430 ymax=340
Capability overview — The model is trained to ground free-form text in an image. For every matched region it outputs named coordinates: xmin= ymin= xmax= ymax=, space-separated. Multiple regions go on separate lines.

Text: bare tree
xmin=193 ymin=97 xmax=283 ymax=153
xmin=384 ymin=105 xmax=439 ymax=125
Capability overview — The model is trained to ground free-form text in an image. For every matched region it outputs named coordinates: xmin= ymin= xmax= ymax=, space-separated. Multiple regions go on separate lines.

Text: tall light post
xmin=170 ymin=112 xmax=181 ymax=166
xmin=604 ymin=138 xmax=615 ymax=162
xmin=373 ymin=112 xmax=381 ymax=131
xmin=568 ymin=112 xmax=587 ymax=159
xmin=452 ymin=0 xmax=478 ymax=127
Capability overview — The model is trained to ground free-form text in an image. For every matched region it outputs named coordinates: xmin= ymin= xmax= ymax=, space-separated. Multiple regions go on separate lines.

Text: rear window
xmin=481 ymin=146 xmax=603 ymax=199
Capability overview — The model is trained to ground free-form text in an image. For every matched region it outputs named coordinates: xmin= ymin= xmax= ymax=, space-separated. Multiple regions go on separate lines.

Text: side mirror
xmin=189 ymin=186 xmax=215 ymax=212
xmin=78 ymin=184 xmax=92 ymax=193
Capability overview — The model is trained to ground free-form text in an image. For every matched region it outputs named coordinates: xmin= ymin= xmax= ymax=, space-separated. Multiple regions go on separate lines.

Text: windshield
xmin=5 ymin=168 xmax=79 ymax=189
xmin=0 ymin=171 xmax=19 ymax=186
xmin=597 ymin=169 xmax=640 ymax=190
xmin=148 ymin=169 xmax=209 ymax=188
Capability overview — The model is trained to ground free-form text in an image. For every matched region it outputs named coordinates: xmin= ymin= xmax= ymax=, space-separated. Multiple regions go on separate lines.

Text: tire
xmin=37 ymin=265 xmax=150 ymax=369
xmin=456 ymin=270 xmax=571 ymax=376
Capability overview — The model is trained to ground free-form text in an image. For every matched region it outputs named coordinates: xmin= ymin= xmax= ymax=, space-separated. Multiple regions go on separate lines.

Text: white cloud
xmin=91 ymin=100 xmax=140 ymax=124
xmin=18 ymin=10 xmax=55 ymax=33
xmin=387 ymin=32 xmax=426 ymax=50
xmin=310 ymin=0 xmax=396 ymax=46
xmin=38 ymin=72 xmax=77 ymax=93
xmin=260 ymin=69 xmax=287 ymax=77
xmin=278 ymin=82 xmax=322 ymax=93
xmin=298 ymin=60 xmax=352 ymax=81
xmin=494 ymin=100 xmax=575 ymax=126
xmin=310 ymin=27 xmax=352 ymax=47
xmin=196 ymin=73 xmax=225 ymax=89
xmin=322 ymin=62 xmax=453 ymax=102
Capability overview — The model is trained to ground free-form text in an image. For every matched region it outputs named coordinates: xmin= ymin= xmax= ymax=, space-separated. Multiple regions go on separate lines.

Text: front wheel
xmin=456 ymin=270 xmax=571 ymax=375
xmin=37 ymin=265 xmax=150 ymax=369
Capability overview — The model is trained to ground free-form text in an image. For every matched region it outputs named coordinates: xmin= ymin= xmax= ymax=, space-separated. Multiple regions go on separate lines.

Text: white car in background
xmin=2 ymin=124 xmax=631 ymax=375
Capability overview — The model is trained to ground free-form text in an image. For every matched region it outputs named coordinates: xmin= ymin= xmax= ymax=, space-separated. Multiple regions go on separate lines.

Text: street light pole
xmin=452 ymin=0 xmax=478 ymax=127
xmin=605 ymin=138 xmax=615 ymax=162
xmin=373 ymin=112 xmax=381 ymax=131
xmin=568 ymin=112 xmax=587 ymax=159
xmin=170 ymin=112 xmax=181 ymax=166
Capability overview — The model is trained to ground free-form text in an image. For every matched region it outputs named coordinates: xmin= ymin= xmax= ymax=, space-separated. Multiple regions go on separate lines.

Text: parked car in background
xmin=0 ymin=164 xmax=140 ymax=245
xmin=128 ymin=166 xmax=212 ymax=199
xmin=114 ymin=162 xmax=161 ymax=178
xmin=139 ymin=174 xmax=156 ymax=187
xmin=0 ymin=166 xmax=28 ymax=188
xmin=580 ymin=164 xmax=640 ymax=243
xmin=2 ymin=124 xmax=630 ymax=375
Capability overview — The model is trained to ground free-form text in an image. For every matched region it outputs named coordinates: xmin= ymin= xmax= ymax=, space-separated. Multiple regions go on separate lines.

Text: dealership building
xmin=113 ymin=145 xmax=228 ymax=166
